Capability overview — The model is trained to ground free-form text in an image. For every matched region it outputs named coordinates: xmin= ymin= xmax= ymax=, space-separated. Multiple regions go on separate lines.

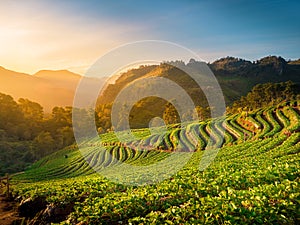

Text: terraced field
xmin=11 ymin=101 xmax=300 ymax=224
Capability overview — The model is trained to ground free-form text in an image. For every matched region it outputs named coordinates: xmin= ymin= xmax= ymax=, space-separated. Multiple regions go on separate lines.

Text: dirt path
xmin=0 ymin=195 xmax=22 ymax=225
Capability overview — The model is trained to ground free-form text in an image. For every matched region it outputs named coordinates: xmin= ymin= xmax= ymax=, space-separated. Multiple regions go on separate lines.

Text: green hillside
xmin=97 ymin=56 xmax=300 ymax=129
xmin=99 ymin=56 xmax=300 ymax=105
xmin=10 ymin=101 xmax=300 ymax=224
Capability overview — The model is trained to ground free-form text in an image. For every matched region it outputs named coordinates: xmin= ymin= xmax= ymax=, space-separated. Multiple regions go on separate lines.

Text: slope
xmin=10 ymin=101 xmax=300 ymax=224
xmin=14 ymin=100 xmax=300 ymax=181
xmin=97 ymin=56 xmax=300 ymax=128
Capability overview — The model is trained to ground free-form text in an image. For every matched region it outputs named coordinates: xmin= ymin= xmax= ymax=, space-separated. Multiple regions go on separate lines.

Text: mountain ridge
xmin=1 ymin=55 xmax=299 ymax=113
xmin=0 ymin=66 xmax=102 ymax=112
xmin=33 ymin=69 xmax=81 ymax=80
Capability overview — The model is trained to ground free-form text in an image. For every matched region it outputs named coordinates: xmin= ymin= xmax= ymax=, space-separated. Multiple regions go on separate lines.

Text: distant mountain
xmin=0 ymin=67 xmax=106 ymax=112
xmin=1 ymin=55 xmax=299 ymax=114
xmin=34 ymin=70 xmax=81 ymax=81
xmin=288 ymin=59 xmax=300 ymax=65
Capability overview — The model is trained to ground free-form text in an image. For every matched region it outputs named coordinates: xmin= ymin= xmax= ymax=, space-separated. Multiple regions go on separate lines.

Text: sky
xmin=0 ymin=0 xmax=299 ymax=75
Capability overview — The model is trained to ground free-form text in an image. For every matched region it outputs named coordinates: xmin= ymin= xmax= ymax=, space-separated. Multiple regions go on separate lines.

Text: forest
xmin=0 ymin=94 xmax=75 ymax=174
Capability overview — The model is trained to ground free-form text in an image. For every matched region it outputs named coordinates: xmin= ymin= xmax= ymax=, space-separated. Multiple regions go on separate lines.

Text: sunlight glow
xmin=0 ymin=1 xmax=144 ymax=75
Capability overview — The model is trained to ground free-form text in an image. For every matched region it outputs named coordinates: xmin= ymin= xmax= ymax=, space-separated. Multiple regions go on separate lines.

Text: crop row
xmin=12 ymin=132 xmax=300 ymax=224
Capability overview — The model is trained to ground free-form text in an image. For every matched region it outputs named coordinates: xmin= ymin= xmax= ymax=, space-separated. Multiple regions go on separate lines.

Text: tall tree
xmin=33 ymin=131 xmax=55 ymax=158
xmin=0 ymin=93 xmax=23 ymax=137
xmin=163 ymin=102 xmax=180 ymax=125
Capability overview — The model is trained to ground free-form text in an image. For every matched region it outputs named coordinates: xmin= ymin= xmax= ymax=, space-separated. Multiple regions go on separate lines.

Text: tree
xmin=0 ymin=93 xmax=23 ymax=136
xmin=56 ymin=126 xmax=74 ymax=148
xmin=51 ymin=107 xmax=72 ymax=127
xmin=18 ymin=98 xmax=44 ymax=139
xmin=195 ymin=106 xmax=210 ymax=121
xmin=33 ymin=131 xmax=55 ymax=158
xmin=95 ymin=103 xmax=112 ymax=132
xmin=163 ymin=102 xmax=180 ymax=125
xmin=229 ymin=81 xmax=299 ymax=113
xmin=18 ymin=98 xmax=43 ymax=121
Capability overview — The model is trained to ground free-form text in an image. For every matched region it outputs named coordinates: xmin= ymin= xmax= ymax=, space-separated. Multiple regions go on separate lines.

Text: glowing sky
xmin=0 ymin=0 xmax=299 ymax=75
